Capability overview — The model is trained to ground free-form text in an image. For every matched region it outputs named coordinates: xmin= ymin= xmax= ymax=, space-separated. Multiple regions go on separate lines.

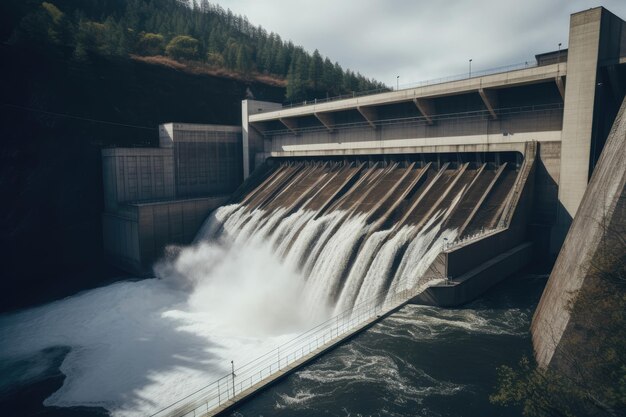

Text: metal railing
xmin=444 ymin=226 xmax=507 ymax=251
xmin=149 ymin=280 xmax=441 ymax=417
xmin=282 ymin=59 xmax=540 ymax=109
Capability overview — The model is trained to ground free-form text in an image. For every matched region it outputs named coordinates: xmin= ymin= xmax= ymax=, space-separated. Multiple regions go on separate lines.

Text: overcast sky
xmin=210 ymin=0 xmax=626 ymax=87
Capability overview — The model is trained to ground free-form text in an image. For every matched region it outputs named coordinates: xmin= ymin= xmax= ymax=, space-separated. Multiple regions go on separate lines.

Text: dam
xmin=88 ymin=6 xmax=626 ymax=417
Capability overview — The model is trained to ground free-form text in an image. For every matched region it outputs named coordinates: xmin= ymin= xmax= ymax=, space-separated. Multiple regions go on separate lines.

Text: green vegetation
xmin=165 ymin=35 xmax=199 ymax=60
xmin=3 ymin=0 xmax=386 ymax=101
xmin=491 ymin=217 xmax=626 ymax=417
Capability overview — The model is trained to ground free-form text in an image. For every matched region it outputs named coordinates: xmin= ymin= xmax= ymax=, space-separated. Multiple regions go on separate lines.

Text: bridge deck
xmin=250 ymin=63 xmax=565 ymax=123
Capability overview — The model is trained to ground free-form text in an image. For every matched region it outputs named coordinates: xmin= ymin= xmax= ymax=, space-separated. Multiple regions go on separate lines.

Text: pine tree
xmin=236 ymin=44 xmax=252 ymax=74
xmin=309 ymin=49 xmax=323 ymax=91
xmin=286 ymin=58 xmax=305 ymax=102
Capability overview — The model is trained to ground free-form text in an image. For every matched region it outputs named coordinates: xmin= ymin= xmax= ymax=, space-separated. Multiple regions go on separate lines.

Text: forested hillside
xmin=0 ymin=0 xmax=388 ymax=311
xmin=0 ymin=44 xmax=287 ymax=312
xmin=2 ymin=0 xmax=386 ymax=102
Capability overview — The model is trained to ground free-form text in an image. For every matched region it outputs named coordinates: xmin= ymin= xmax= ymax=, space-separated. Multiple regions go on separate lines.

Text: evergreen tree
xmin=5 ymin=0 xmax=387 ymax=100
xmin=286 ymin=58 xmax=305 ymax=102
xmin=235 ymin=44 xmax=252 ymax=74
xmin=309 ymin=49 xmax=323 ymax=91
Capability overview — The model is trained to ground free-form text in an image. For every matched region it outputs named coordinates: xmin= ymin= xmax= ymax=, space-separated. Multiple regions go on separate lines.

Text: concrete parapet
xmin=414 ymin=242 xmax=533 ymax=307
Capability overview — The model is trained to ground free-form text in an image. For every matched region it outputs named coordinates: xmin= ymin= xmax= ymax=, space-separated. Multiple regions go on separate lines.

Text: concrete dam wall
xmin=531 ymin=94 xmax=626 ymax=368
xmin=199 ymin=147 xmax=536 ymax=311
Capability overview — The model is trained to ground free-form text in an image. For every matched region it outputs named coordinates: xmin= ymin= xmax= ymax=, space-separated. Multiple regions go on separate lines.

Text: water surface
xmin=230 ymin=273 xmax=546 ymax=417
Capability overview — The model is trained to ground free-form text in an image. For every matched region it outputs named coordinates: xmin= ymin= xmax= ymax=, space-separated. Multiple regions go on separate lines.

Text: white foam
xmin=0 ymin=167 xmax=485 ymax=417
xmin=0 ymin=238 xmax=310 ymax=416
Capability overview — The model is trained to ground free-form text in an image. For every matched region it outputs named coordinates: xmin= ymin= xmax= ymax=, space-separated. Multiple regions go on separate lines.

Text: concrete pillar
xmin=555 ymin=8 xmax=603 ymax=250
xmin=242 ymin=100 xmax=282 ymax=179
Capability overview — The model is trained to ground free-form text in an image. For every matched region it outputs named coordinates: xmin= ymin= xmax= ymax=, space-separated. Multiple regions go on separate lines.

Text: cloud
xmin=213 ymin=0 xmax=626 ymax=86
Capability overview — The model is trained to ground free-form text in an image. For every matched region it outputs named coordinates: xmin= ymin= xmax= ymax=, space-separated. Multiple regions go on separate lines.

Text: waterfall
xmin=193 ymin=205 xmax=451 ymax=317
xmin=0 ymin=161 xmax=516 ymax=417
xmin=185 ymin=161 xmax=514 ymax=317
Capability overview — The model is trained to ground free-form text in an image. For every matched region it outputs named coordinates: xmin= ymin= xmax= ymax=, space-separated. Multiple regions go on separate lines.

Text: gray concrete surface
xmin=103 ymin=196 xmax=228 ymax=274
xmin=415 ymin=242 xmax=534 ymax=307
xmin=250 ymin=64 xmax=565 ymax=122
xmin=242 ymin=100 xmax=282 ymax=178
xmin=102 ymin=148 xmax=175 ymax=211
xmin=555 ymin=8 xmax=603 ymax=245
xmin=531 ymin=93 xmax=626 ymax=368
xmin=102 ymin=123 xmax=243 ymax=274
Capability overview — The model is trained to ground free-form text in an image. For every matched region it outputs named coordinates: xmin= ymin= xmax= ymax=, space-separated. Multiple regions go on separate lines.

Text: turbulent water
xmin=0 ymin=200 xmax=455 ymax=417
xmin=231 ymin=274 xmax=547 ymax=417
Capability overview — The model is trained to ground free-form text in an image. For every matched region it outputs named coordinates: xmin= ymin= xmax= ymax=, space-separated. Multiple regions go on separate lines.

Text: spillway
xmin=144 ymin=150 xmax=536 ymax=417
xmin=197 ymin=154 xmax=525 ymax=316
xmin=0 ymin=152 xmax=531 ymax=417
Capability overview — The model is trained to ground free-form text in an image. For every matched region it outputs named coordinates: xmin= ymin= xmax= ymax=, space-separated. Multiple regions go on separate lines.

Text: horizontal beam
xmin=268 ymin=131 xmax=560 ymax=158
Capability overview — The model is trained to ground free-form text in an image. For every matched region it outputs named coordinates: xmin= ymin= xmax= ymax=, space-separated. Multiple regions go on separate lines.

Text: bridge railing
xmin=444 ymin=226 xmax=507 ymax=251
xmin=148 ymin=279 xmax=442 ymax=417
xmin=282 ymin=59 xmax=539 ymax=109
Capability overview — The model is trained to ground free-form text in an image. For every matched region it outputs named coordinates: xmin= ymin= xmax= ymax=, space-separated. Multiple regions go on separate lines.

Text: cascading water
xmin=0 ymin=160 xmax=517 ymax=417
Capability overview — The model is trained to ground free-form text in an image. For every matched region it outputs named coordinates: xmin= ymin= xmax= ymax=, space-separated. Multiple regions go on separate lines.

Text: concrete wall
xmin=556 ymin=8 xmax=603 ymax=240
xmin=103 ymin=196 xmax=228 ymax=274
xmin=530 ymin=141 xmax=562 ymax=256
xmin=266 ymin=105 xmax=562 ymax=156
xmin=415 ymin=142 xmax=537 ymax=306
xmin=531 ymin=94 xmax=626 ymax=368
xmin=556 ymin=8 xmax=626 ymax=250
xmin=242 ymin=100 xmax=282 ymax=178
xmin=102 ymin=148 xmax=175 ymax=210
xmin=170 ymin=125 xmax=242 ymax=197
xmin=103 ymin=123 xmax=243 ymax=274
xmin=416 ymin=242 xmax=534 ymax=307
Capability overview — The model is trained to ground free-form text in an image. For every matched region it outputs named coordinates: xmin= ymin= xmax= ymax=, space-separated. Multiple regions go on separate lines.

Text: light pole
xmin=396 ymin=75 xmax=399 ymax=90
xmin=557 ymin=42 xmax=562 ymax=71
xmin=231 ymin=360 xmax=236 ymax=397
xmin=469 ymin=59 xmax=473 ymax=78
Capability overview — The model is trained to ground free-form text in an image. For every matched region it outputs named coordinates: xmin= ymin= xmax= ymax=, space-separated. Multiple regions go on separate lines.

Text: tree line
xmin=5 ymin=0 xmax=387 ymax=102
